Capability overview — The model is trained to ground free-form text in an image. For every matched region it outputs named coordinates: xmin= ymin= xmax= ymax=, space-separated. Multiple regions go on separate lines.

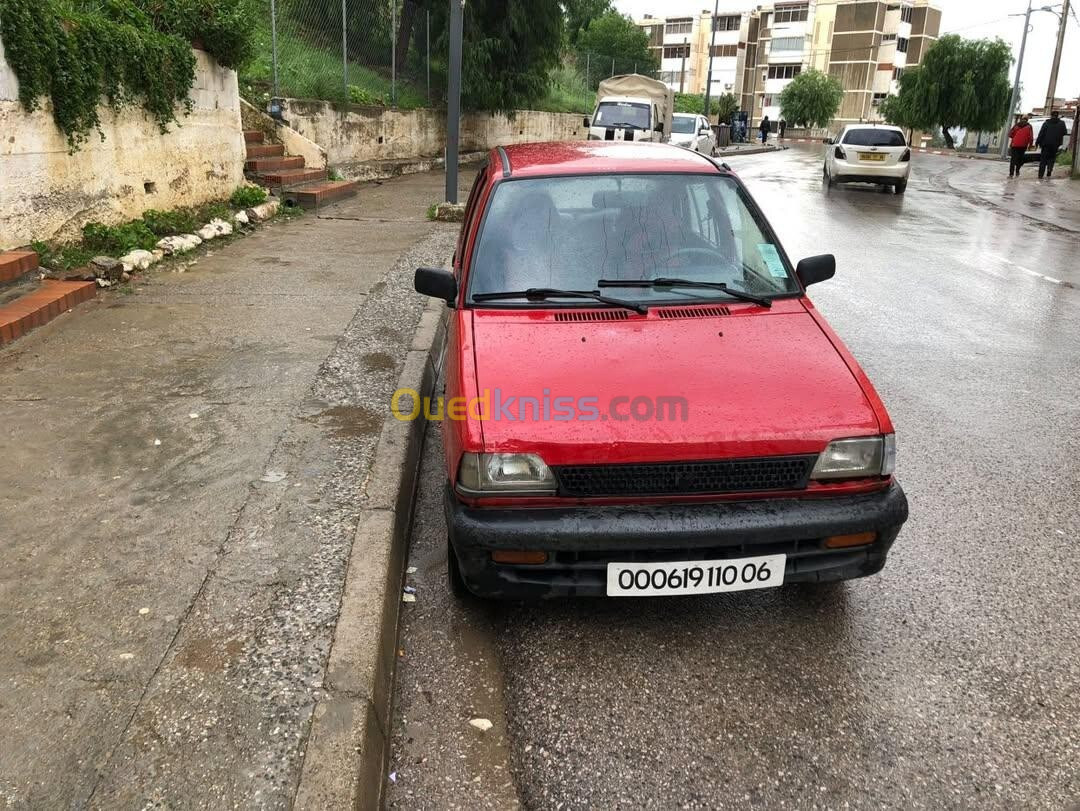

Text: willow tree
xmin=881 ymin=35 xmax=1012 ymax=149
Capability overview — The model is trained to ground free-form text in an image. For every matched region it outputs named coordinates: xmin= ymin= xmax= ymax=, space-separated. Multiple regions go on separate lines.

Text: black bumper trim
xmin=446 ymin=483 xmax=908 ymax=598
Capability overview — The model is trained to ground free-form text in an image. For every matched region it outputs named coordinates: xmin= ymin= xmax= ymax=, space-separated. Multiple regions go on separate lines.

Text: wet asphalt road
xmin=388 ymin=146 xmax=1080 ymax=809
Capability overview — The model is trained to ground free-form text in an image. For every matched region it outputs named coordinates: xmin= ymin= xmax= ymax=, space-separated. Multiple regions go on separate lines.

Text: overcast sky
xmin=612 ymin=0 xmax=1079 ymax=112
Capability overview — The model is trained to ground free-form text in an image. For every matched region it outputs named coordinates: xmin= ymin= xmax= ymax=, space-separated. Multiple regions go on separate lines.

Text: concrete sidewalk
xmin=940 ymin=157 xmax=1080 ymax=233
xmin=0 ymin=170 xmax=467 ymax=807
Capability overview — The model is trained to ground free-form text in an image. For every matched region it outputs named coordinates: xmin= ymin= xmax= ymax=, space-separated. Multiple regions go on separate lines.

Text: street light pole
xmin=999 ymin=0 xmax=1034 ymax=158
xmin=703 ymin=0 xmax=720 ymax=121
xmin=446 ymin=0 xmax=464 ymax=204
xmin=1044 ymin=0 xmax=1069 ymax=113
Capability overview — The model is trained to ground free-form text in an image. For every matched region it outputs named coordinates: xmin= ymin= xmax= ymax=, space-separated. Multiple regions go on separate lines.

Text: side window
xmin=454 ymin=167 xmax=488 ymax=274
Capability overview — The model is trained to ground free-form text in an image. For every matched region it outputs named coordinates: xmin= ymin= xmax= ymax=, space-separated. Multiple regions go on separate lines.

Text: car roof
xmin=841 ymin=123 xmax=904 ymax=132
xmin=490 ymin=141 xmax=723 ymax=179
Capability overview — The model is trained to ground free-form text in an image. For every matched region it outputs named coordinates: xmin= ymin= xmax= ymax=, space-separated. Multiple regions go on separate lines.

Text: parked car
xmin=671 ymin=112 xmax=717 ymax=155
xmin=415 ymin=141 xmax=909 ymax=599
xmin=824 ymin=124 xmax=911 ymax=194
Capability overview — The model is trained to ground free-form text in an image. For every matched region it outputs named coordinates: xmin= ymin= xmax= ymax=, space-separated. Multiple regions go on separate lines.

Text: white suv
xmin=671 ymin=113 xmax=717 ymax=155
xmin=823 ymin=124 xmax=911 ymax=194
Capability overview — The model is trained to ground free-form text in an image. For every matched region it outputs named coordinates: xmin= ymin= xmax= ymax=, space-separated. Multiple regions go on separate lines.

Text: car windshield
xmin=593 ymin=102 xmax=651 ymax=129
xmin=672 ymin=116 xmax=697 ymax=134
xmin=842 ymin=128 xmax=906 ymax=147
xmin=467 ymin=173 xmax=800 ymax=305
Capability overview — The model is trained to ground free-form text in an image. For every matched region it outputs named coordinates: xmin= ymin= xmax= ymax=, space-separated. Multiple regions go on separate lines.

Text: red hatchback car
xmin=415 ymin=141 xmax=908 ymax=599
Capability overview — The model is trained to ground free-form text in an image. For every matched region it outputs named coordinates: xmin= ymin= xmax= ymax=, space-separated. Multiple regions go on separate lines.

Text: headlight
xmin=811 ymin=436 xmax=894 ymax=480
xmin=457 ymin=453 xmax=557 ymax=494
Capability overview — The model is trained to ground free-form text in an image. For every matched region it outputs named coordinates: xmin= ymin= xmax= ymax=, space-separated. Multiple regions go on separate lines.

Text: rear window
xmin=842 ymin=128 xmax=906 ymax=147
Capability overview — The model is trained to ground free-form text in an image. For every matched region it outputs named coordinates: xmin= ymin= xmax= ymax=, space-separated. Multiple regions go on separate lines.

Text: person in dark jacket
xmin=759 ymin=116 xmax=770 ymax=145
xmin=1008 ymin=115 xmax=1034 ymax=178
xmin=1036 ymin=110 xmax=1069 ymax=179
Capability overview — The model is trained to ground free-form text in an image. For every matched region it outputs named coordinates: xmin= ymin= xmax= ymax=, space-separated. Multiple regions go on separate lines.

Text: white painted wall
xmin=0 ymin=36 xmax=245 ymax=250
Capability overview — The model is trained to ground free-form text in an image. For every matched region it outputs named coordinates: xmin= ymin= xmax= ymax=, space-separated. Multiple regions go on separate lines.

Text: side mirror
xmin=583 ymin=117 xmax=591 ymax=128
xmin=415 ymin=267 xmax=457 ymax=305
xmin=796 ymin=255 xmax=836 ymax=288
xmin=699 ymin=127 xmax=711 ymax=135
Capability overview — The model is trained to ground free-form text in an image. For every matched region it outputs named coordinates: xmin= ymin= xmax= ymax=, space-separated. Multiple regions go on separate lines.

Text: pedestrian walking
xmin=1035 ymin=110 xmax=1068 ymax=179
xmin=1008 ymin=115 xmax=1034 ymax=178
xmin=779 ymin=118 xmax=787 ymax=139
xmin=759 ymin=116 xmax=770 ymax=146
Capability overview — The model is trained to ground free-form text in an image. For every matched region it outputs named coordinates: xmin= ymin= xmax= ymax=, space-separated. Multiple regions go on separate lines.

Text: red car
xmin=415 ymin=141 xmax=908 ymax=599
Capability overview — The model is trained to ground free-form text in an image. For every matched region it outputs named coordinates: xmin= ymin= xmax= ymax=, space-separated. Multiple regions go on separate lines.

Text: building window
xmin=893 ymin=67 xmax=905 ymax=80
xmin=872 ymin=92 xmax=889 ymax=105
xmin=713 ymin=15 xmax=741 ymax=31
xmin=760 ymin=12 xmax=771 ymax=28
xmin=663 ymin=45 xmax=691 ymax=59
xmin=710 ymin=44 xmax=738 ymax=58
xmin=882 ymin=33 xmax=897 ymax=42
xmin=771 ymin=36 xmax=804 ymax=52
xmin=900 ymin=5 xmax=913 ymax=23
xmin=767 ymin=64 xmax=802 ymax=80
xmin=665 ymin=18 xmax=693 ymax=35
xmin=896 ymin=37 xmax=909 ymax=53
xmin=773 ymin=4 xmax=809 ymax=24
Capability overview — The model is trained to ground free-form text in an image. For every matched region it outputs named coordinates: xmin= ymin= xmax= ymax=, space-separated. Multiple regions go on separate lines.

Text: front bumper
xmin=446 ymin=483 xmax=909 ymax=598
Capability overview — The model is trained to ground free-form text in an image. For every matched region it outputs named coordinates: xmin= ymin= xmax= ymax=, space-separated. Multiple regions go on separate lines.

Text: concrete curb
xmin=294 ymin=297 xmax=447 ymax=811
xmin=716 ymin=145 xmax=783 ymax=157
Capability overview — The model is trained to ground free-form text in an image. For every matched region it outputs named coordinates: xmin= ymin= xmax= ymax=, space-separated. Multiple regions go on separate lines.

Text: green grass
xmin=240 ymin=19 xmax=428 ymax=108
xmin=533 ymin=64 xmax=591 ymax=114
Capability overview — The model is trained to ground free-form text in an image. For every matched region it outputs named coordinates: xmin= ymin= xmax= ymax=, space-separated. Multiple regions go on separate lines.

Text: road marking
xmin=985 ymin=252 xmax=1066 ymax=285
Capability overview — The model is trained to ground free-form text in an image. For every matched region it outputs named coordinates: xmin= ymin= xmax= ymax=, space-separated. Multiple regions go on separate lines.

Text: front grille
xmin=553 ymin=455 xmax=816 ymax=498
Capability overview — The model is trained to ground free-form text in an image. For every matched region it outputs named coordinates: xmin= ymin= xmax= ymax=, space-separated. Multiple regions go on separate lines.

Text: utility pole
xmin=999 ymin=0 xmax=1033 ymax=158
xmin=446 ymin=0 xmax=464 ymax=204
xmin=703 ymin=0 xmax=720 ymax=120
xmin=1043 ymin=0 xmax=1069 ymax=113
xmin=679 ymin=37 xmax=688 ymax=93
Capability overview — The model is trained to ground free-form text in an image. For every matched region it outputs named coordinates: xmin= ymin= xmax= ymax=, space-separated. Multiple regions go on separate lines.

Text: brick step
xmin=246 ymin=155 xmax=304 ymax=172
xmin=244 ymin=130 xmax=265 ymax=144
xmin=284 ymin=179 xmax=360 ymax=209
xmin=0 ymin=280 xmax=96 ymax=345
xmin=246 ymin=143 xmax=285 ymax=159
xmin=256 ymin=167 xmax=328 ymax=187
xmin=0 ymin=250 xmax=39 ymax=284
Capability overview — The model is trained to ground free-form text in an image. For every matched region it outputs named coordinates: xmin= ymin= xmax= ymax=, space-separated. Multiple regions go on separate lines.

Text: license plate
xmin=860 ymin=153 xmax=887 ymax=162
xmin=606 ymin=554 xmax=786 ymax=597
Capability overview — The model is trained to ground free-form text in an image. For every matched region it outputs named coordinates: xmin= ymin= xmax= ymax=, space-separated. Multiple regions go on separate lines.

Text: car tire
xmin=447 ymin=538 xmax=473 ymax=600
xmin=895 ymin=179 xmax=907 ymax=195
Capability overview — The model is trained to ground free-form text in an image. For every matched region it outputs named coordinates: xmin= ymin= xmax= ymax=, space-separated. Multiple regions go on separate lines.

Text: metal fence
xmin=248 ymin=0 xmax=436 ymax=108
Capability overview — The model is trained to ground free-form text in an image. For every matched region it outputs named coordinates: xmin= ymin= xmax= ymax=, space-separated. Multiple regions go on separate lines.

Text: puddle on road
xmin=309 ymin=404 xmax=382 ymax=439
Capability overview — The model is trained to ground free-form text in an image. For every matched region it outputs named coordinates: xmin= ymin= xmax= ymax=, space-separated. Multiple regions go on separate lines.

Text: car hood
xmin=669 ymin=134 xmax=695 ymax=146
xmin=469 ymin=301 xmax=881 ymax=465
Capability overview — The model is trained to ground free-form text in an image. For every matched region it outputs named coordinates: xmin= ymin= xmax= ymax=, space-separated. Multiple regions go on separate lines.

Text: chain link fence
xmin=241 ymin=0 xmax=437 ymax=108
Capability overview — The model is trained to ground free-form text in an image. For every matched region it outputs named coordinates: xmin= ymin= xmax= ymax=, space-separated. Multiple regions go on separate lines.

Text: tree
xmin=563 ymin=0 xmax=612 ymax=45
xmin=674 ymin=91 xmax=739 ymax=122
xmin=576 ymin=10 xmax=657 ymax=81
xmin=778 ymin=69 xmax=843 ymax=128
xmin=880 ymin=35 xmax=1011 ymax=149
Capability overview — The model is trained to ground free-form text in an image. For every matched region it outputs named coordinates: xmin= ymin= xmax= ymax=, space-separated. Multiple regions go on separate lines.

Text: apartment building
xmin=636 ymin=0 xmax=941 ymax=129
xmin=636 ymin=10 xmax=750 ymax=97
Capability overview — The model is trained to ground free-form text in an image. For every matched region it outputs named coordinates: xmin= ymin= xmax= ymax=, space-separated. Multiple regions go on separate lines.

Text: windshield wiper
xmin=597 ymin=278 xmax=772 ymax=308
xmin=472 ymin=288 xmax=649 ymax=315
